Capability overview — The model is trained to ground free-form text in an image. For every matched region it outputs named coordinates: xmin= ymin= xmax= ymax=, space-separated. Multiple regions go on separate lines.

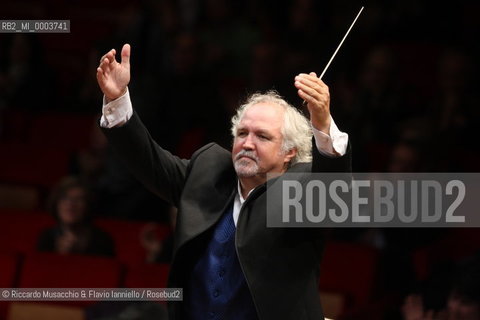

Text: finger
xmin=106 ymin=58 xmax=116 ymax=72
xmin=297 ymin=89 xmax=316 ymax=105
xmin=295 ymin=80 xmax=322 ymax=100
xmin=96 ymin=67 xmax=105 ymax=83
xmin=297 ymin=72 xmax=319 ymax=80
xmin=96 ymin=67 xmax=103 ymax=78
xmin=100 ymin=49 xmax=116 ymax=64
xmin=108 ymin=49 xmax=116 ymax=63
xmin=102 ymin=56 xmax=117 ymax=73
xmin=297 ymin=73 xmax=328 ymax=90
xmin=99 ymin=52 xmax=108 ymax=64
xmin=97 ymin=59 xmax=109 ymax=75
xmin=99 ymin=58 xmax=112 ymax=73
xmin=296 ymin=76 xmax=323 ymax=92
xmin=295 ymin=75 xmax=323 ymax=94
xmin=121 ymin=43 xmax=131 ymax=67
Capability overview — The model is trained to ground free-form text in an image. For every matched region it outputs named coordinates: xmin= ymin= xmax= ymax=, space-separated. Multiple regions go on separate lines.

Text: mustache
xmin=234 ymin=150 xmax=259 ymax=162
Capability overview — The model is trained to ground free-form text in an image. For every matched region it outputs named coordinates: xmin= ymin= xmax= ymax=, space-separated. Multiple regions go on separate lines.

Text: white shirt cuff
xmin=312 ymin=116 xmax=349 ymax=157
xmin=99 ymin=88 xmax=133 ymax=128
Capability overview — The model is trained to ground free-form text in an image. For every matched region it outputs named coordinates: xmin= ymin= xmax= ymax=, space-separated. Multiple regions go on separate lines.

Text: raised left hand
xmin=294 ymin=72 xmax=331 ymax=135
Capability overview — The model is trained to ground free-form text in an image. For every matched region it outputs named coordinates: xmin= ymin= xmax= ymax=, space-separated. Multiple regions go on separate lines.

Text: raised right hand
xmin=96 ymin=43 xmax=131 ymax=101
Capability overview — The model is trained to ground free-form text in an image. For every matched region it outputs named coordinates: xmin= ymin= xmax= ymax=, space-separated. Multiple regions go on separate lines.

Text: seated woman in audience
xmin=141 ymin=206 xmax=176 ymax=263
xmin=37 ymin=176 xmax=115 ymax=257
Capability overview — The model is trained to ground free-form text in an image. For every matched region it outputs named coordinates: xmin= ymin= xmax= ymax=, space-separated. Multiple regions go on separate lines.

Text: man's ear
xmin=284 ymin=148 xmax=297 ymax=165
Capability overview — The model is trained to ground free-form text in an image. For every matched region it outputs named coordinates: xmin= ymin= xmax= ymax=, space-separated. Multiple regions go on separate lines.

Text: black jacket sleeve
xmin=100 ymin=111 xmax=189 ymax=207
xmin=311 ymin=136 xmax=352 ymax=173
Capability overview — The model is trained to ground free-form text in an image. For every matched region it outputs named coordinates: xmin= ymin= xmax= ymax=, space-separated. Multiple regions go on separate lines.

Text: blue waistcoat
xmin=184 ymin=205 xmax=258 ymax=320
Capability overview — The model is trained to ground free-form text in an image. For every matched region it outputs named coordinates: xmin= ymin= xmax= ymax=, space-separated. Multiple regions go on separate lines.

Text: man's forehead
xmin=241 ymin=102 xmax=284 ymax=122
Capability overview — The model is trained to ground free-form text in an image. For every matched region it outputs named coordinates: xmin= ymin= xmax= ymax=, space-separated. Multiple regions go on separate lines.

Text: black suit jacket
xmin=102 ymin=111 xmax=351 ymax=320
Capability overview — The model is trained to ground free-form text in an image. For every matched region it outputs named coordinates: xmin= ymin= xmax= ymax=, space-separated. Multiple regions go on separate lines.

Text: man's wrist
xmin=105 ymin=87 xmax=127 ymax=103
xmin=311 ymin=118 xmax=331 ymax=136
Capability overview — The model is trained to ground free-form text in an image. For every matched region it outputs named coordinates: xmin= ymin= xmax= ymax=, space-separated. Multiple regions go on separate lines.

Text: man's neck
xmin=238 ymin=167 xmax=289 ymax=199
xmin=238 ymin=176 xmax=265 ymax=199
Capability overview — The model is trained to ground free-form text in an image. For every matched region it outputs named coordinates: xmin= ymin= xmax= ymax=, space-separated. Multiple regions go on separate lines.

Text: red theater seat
xmin=412 ymin=228 xmax=480 ymax=282
xmin=0 ymin=109 xmax=32 ymax=142
xmin=0 ymin=252 xmax=18 ymax=287
xmin=28 ymin=113 xmax=96 ymax=152
xmin=123 ymin=263 xmax=170 ymax=289
xmin=18 ymin=252 xmax=122 ymax=307
xmin=0 ymin=211 xmax=55 ymax=254
xmin=0 ymin=252 xmax=21 ymax=319
xmin=319 ymin=242 xmax=379 ymax=310
xmin=124 ymin=263 xmax=170 ymax=305
xmin=7 ymin=302 xmax=85 ymax=320
xmin=0 ymin=143 xmax=69 ymax=188
xmin=0 ymin=184 xmax=41 ymax=211
xmin=366 ymin=143 xmax=391 ymax=172
xmin=96 ymin=219 xmax=172 ymax=268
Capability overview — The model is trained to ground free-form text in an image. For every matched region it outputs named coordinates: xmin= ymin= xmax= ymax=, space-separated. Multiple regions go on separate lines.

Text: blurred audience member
xmin=141 ymin=206 xmax=177 ymax=263
xmin=387 ymin=140 xmax=423 ymax=173
xmin=37 ymin=176 xmax=115 ymax=257
xmin=249 ymin=41 xmax=281 ymax=92
xmin=136 ymin=31 xmax=228 ymax=153
xmin=0 ymin=34 xmax=56 ymax=110
xmin=67 ymin=116 xmax=169 ymax=222
xmin=427 ymin=48 xmax=480 ymax=170
xmin=71 ymin=48 xmax=105 ymax=112
xmin=198 ymin=0 xmax=259 ymax=78
xmin=348 ymin=44 xmax=425 ymax=171
xmin=71 ymin=115 xmax=108 ymax=184
xmin=402 ymin=253 xmax=480 ymax=320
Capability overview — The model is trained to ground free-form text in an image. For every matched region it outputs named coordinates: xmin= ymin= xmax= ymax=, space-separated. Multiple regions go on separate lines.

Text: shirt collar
xmin=237 ymin=180 xmax=255 ymax=204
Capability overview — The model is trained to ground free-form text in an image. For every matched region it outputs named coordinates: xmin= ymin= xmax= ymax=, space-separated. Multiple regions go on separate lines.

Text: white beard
xmin=233 ymin=150 xmax=260 ymax=177
xmin=234 ymin=158 xmax=259 ymax=177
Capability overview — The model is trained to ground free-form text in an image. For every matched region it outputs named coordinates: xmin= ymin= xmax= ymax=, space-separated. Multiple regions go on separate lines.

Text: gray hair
xmin=230 ymin=91 xmax=312 ymax=166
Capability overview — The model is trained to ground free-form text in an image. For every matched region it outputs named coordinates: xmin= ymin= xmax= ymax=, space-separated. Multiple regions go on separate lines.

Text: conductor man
xmin=97 ymin=43 xmax=351 ymax=320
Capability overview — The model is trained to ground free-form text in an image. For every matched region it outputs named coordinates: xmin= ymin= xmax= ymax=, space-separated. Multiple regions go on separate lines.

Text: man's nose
xmin=242 ymin=134 xmax=255 ymax=150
